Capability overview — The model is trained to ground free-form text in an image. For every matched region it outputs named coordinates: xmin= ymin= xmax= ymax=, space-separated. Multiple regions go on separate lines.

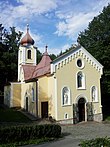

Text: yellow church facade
xmin=4 ymin=27 xmax=103 ymax=124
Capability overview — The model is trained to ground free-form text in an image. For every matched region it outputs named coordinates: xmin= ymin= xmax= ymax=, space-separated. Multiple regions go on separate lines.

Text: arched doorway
xmin=78 ymin=98 xmax=86 ymax=122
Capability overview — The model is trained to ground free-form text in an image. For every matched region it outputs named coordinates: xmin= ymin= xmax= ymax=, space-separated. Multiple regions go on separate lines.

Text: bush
xmin=0 ymin=124 xmax=61 ymax=144
xmin=79 ymin=137 xmax=110 ymax=147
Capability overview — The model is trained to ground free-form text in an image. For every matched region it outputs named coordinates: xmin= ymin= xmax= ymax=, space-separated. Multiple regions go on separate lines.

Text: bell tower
xmin=18 ymin=25 xmax=37 ymax=81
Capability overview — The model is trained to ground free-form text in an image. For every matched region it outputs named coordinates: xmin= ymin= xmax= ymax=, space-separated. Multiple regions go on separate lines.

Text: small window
xmin=91 ymin=86 xmax=98 ymax=102
xmin=77 ymin=59 xmax=82 ymax=67
xmin=76 ymin=58 xmax=84 ymax=69
xmin=27 ymin=50 xmax=31 ymax=59
xmin=62 ymin=87 xmax=70 ymax=106
xmin=64 ymin=113 xmax=68 ymax=119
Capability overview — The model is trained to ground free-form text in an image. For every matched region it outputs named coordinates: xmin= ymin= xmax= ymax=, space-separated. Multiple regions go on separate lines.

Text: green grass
xmin=0 ymin=137 xmax=56 ymax=147
xmin=0 ymin=106 xmax=61 ymax=146
xmin=104 ymin=116 xmax=110 ymax=121
xmin=0 ymin=107 xmax=32 ymax=123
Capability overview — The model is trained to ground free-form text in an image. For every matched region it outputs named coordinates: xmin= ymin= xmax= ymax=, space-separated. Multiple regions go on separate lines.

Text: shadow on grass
xmin=0 ymin=105 xmax=32 ymax=125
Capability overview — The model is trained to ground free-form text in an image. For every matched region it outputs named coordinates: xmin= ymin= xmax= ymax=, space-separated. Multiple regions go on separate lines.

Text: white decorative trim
xmin=34 ymin=47 xmax=36 ymax=65
xmin=54 ymin=77 xmax=58 ymax=120
xmin=76 ymin=58 xmax=85 ymax=69
xmin=75 ymin=94 xmax=88 ymax=103
xmin=10 ymin=83 xmax=13 ymax=107
xmin=51 ymin=46 xmax=103 ymax=75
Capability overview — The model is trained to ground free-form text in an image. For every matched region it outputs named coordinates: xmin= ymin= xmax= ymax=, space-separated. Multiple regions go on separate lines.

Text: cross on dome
xmin=20 ymin=24 xmax=34 ymax=45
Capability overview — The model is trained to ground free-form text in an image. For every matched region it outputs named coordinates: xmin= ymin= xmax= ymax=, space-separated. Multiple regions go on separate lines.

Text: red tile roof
xmin=22 ymin=49 xmax=52 ymax=81
xmin=22 ymin=65 xmax=36 ymax=81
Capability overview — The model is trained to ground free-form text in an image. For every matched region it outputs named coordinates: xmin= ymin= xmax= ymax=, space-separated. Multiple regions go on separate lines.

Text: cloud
xmin=55 ymin=0 xmax=110 ymax=40
xmin=17 ymin=0 xmax=57 ymax=14
xmin=0 ymin=0 xmax=58 ymax=28
xmin=0 ymin=0 xmax=110 ymax=55
xmin=55 ymin=12 xmax=95 ymax=39
xmin=47 ymin=43 xmax=71 ymax=55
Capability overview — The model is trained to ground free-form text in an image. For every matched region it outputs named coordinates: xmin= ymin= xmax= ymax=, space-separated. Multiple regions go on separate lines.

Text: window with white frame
xmin=91 ymin=86 xmax=98 ymax=102
xmin=76 ymin=58 xmax=85 ymax=69
xmin=62 ymin=87 xmax=70 ymax=106
xmin=27 ymin=50 xmax=31 ymax=59
xmin=77 ymin=71 xmax=85 ymax=89
xmin=32 ymin=88 xmax=35 ymax=102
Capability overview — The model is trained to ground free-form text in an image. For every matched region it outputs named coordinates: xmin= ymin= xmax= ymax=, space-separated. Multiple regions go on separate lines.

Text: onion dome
xmin=20 ymin=24 xmax=34 ymax=45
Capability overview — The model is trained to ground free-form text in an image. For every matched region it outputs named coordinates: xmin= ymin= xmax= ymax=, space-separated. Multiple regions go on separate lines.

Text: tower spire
xmin=27 ymin=24 xmax=29 ymax=32
xmin=45 ymin=45 xmax=48 ymax=53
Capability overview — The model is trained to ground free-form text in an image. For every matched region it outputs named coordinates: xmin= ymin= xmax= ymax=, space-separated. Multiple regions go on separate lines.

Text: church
xmin=4 ymin=26 xmax=103 ymax=124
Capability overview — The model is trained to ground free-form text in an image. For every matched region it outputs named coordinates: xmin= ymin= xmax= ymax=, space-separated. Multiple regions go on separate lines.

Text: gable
xmin=51 ymin=45 xmax=103 ymax=75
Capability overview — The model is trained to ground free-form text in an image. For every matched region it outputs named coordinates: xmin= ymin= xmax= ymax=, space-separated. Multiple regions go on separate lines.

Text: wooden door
xmin=78 ymin=98 xmax=85 ymax=122
xmin=41 ymin=102 xmax=48 ymax=118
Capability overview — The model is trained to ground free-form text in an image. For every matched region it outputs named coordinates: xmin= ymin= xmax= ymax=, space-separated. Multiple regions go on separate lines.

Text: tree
xmin=49 ymin=54 xmax=56 ymax=60
xmin=0 ymin=25 xmax=22 ymax=92
xmin=78 ymin=4 xmax=110 ymax=116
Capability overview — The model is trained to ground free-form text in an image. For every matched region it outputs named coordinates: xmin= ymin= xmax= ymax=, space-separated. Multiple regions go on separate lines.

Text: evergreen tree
xmin=0 ymin=25 xmax=22 ymax=92
xmin=78 ymin=4 xmax=110 ymax=116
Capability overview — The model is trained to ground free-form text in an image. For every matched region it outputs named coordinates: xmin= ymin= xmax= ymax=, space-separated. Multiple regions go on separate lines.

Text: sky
xmin=0 ymin=0 xmax=110 ymax=55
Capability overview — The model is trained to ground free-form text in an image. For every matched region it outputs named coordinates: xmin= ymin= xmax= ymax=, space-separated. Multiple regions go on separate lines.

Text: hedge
xmin=79 ymin=137 xmax=110 ymax=147
xmin=0 ymin=124 xmax=61 ymax=144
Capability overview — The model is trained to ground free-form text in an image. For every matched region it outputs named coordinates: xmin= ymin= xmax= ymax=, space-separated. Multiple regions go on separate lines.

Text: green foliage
xmin=37 ymin=49 xmax=57 ymax=64
xmin=78 ymin=4 xmax=110 ymax=115
xmin=80 ymin=137 xmax=110 ymax=147
xmin=50 ymin=53 xmax=57 ymax=61
xmin=78 ymin=5 xmax=110 ymax=68
xmin=0 ymin=24 xmax=22 ymax=92
xmin=37 ymin=49 xmax=42 ymax=64
xmin=0 ymin=137 xmax=55 ymax=147
xmin=0 ymin=124 xmax=61 ymax=145
xmin=0 ymin=24 xmax=57 ymax=93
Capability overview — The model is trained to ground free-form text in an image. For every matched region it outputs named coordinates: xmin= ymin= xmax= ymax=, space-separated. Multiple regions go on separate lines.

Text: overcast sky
xmin=0 ymin=0 xmax=110 ymax=54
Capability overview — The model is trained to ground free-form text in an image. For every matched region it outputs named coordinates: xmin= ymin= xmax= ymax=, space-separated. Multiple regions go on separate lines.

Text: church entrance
xmin=78 ymin=98 xmax=86 ymax=122
xmin=41 ymin=102 xmax=48 ymax=118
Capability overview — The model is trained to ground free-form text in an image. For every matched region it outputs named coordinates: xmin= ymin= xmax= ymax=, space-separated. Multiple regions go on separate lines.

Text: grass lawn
xmin=0 ymin=106 xmax=32 ymax=123
xmin=0 ymin=106 xmax=61 ymax=147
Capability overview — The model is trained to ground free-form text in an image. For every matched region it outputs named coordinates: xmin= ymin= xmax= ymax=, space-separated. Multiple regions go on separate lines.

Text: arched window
xmin=27 ymin=50 xmax=31 ymax=59
xmin=32 ymin=88 xmax=35 ymax=102
xmin=77 ymin=72 xmax=85 ymax=89
xmin=77 ymin=72 xmax=82 ymax=88
xmin=62 ymin=87 xmax=70 ymax=105
xmin=91 ymin=86 xmax=98 ymax=102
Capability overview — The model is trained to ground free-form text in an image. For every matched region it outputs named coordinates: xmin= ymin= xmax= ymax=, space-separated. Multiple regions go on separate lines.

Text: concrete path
xmin=23 ymin=121 xmax=110 ymax=147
